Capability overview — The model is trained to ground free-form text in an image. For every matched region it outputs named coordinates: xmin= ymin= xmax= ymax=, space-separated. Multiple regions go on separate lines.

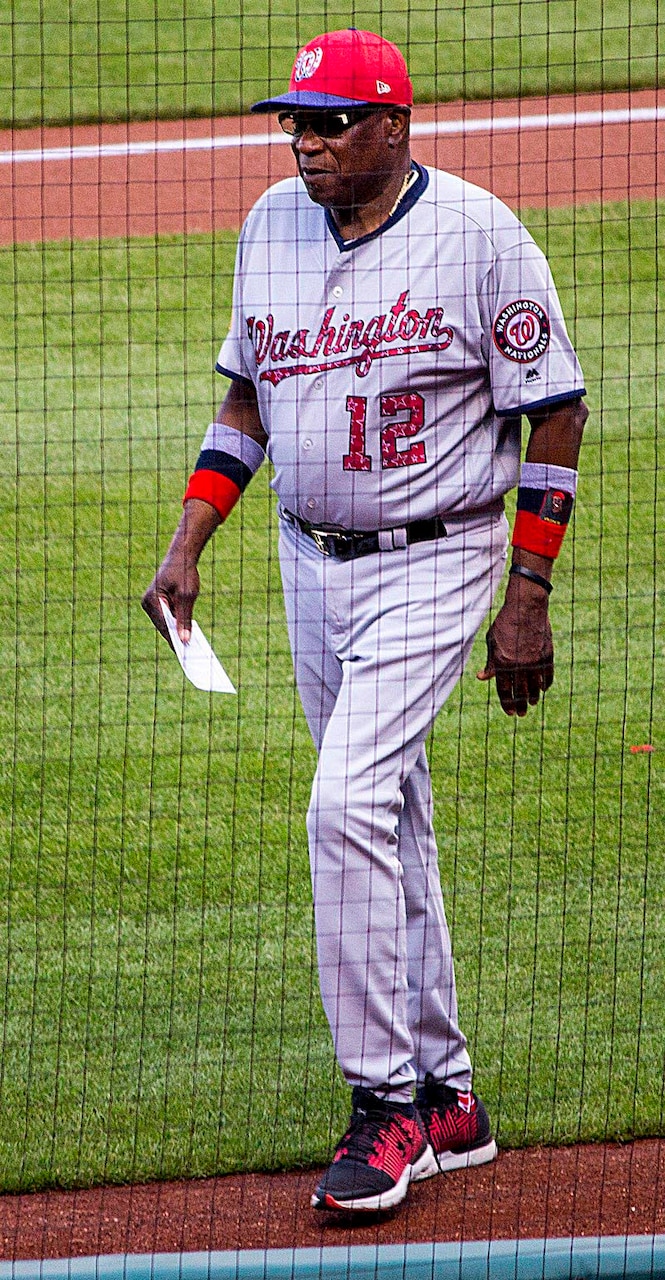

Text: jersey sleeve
xmin=215 ymin=226 xmax=255 ymax=386
xmin=483 ymin=233 xmax=585 ymax=416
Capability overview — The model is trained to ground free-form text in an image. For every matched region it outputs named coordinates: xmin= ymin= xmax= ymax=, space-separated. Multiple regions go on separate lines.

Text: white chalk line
xmin=1 ymin=104 xmax=663 ymax=166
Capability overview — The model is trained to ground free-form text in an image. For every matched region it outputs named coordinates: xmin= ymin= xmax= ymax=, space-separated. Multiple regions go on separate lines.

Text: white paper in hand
xmin=160 ymin=599 xmax=236 ymax=694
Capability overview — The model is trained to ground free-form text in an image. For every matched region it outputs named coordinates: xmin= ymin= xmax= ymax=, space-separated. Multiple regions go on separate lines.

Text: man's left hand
xmin=477 ymin=578 xmax=554 ymax=716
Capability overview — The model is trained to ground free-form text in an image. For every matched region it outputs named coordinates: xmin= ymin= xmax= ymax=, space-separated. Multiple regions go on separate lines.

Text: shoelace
xmin=338 ymin=1107 xmax=412 ymax=1160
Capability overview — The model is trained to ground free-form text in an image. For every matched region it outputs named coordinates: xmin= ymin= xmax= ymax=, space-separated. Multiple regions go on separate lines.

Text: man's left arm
xmin=478 ymin=396 xmax=588 ymax=716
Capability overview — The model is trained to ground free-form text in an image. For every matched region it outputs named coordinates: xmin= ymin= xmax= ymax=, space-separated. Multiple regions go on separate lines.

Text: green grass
xmin=1 ymin=0 xmax=663 ymax=130
xmin=0 ymin=200 xmax=664 ymax=1192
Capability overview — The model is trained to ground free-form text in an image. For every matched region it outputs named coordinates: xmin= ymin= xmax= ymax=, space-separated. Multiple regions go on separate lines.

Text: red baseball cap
xmin=251 ymin=29 xmax=413 ymax=113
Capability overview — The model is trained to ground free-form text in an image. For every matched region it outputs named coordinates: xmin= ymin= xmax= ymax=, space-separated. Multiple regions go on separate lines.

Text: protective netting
xmin=1 ymin=0 xmax=663 ymax=1234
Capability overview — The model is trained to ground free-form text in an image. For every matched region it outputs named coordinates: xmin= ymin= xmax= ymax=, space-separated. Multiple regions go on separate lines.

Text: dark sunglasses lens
xmin=279 ymin=109 xmax=372 ymax=138
xmin=318 ymin=112 xmax=353 ymax=137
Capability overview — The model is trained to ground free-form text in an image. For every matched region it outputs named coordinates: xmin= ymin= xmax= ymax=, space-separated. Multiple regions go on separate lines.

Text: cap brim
xmin=250 ymin=90 xmax=376 ymax=112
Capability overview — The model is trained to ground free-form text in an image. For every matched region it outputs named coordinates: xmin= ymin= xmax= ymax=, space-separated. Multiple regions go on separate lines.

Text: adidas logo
xmin=376 ymin=80 xmax=391 ymax=94
xmin=525 ymin=368 xmax=542 ymax=383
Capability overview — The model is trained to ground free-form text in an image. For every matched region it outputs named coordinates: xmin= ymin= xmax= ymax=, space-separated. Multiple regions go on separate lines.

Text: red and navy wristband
xmin=512 ymin=486 xmax=575 ymax=558
xmin=511 ymin=461 xmax=577 ymax=558
xmin=183 ymin=425 xmax=265 ymax=521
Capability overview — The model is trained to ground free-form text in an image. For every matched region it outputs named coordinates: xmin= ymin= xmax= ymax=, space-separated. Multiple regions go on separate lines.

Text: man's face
xmin=279 ymin=107 xmax=408 ymax=209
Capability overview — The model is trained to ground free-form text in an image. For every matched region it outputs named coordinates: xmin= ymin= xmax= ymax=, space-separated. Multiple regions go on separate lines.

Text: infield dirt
xmin=1 ymin=88 xmax=663 ymax=244
xmin=1 ymin=1140 xmax=664 ymax=1258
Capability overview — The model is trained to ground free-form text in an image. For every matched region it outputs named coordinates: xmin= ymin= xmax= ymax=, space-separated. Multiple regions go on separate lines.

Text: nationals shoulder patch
xmin=493 ymin=299 xmax=550 ymax=363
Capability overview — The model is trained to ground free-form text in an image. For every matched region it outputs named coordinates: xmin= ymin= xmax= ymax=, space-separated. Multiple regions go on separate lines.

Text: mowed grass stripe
xmin=0 ymin=201 xmax=663 ymax=1190
xmin=2 ymin=0 xmax=664 ymax=129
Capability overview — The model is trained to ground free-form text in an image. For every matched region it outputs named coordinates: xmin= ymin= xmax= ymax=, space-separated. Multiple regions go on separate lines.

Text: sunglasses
xmin=277 ymin=108 xmax=379 ymax=139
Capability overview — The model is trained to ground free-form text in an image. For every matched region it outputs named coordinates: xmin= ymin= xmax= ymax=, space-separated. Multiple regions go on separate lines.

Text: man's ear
xmin=386 ymin=107 xmax=411 ymax=146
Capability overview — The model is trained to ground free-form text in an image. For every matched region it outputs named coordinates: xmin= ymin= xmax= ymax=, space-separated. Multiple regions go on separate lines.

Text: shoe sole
xmin=311 ymin=1143 xmax=436 ymax=1212
xmin=413 ymin=1137 xmax=498 ymax=1179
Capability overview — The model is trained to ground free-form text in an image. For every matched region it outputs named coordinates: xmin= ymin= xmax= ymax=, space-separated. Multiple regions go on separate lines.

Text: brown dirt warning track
xmin=1 ymin=87 xmax=663 ymax=243
xmin=2 ymin=1141 xmax=665 ymax=1259
xmin=1 ymin=87 xmax=664 ymax=1257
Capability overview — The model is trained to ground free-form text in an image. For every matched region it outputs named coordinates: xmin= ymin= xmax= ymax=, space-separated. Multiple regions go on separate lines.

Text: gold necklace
xmin=338 ymin=167 xmax=417 ymax=245
xmin=387 ymin=167 xmax=417 ymax=218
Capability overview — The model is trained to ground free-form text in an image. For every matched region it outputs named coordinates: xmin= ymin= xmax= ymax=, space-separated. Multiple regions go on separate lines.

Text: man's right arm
xmin=141 ymin=378 xmax=266 ymax=647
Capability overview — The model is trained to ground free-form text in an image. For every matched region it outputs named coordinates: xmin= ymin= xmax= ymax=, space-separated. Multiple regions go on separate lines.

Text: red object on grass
xmin=629 ymin=744 xmax=654 ymax=753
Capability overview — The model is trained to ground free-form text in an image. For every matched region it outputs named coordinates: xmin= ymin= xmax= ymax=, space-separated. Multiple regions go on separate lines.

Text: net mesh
xmin=1 ymin=0 xmax=663 ymax=1247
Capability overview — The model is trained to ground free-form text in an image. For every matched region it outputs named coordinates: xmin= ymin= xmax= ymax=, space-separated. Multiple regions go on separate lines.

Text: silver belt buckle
xmin=310 ymin=527 xmax=332 ymax=556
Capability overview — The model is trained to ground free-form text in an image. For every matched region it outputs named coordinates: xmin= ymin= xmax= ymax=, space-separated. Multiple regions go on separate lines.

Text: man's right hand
xmin=141 ymin=498 xmax=222 ymax=648
xmin=143 ymin=383 xmax=266 ymax=649
xmin=141 ymin=553 xmax=201 ymax=649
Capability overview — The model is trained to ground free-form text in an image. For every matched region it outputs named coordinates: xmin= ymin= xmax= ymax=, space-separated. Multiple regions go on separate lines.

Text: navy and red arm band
xmin=183 ymin=423 xmax=266 ymax=521
xmin=511 ymin=461 xmax=578 ymax=559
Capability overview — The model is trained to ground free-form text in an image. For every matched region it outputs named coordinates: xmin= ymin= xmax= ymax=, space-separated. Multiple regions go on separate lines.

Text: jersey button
xmin=332 ymin=286 xmax=343 ymax=299
xmin=302 ymin=439 xmax=313 ymax=450
xmin=313 ymin=378 xmax=323 ymax=390
xmin=306 ymin=498 xmax=316 ymax=510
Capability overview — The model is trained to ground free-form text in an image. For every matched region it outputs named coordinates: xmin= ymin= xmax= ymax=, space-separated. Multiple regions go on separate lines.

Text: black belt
xmin=282 ymin=509 xmax=448 ymax=561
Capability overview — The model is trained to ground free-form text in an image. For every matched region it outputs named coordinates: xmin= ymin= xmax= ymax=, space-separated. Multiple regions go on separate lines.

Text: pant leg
xmin=278 ymin=517 xmax=342 ymax=750
xmin=398 ymin=748 xmax=471 ymax=1088
xmin=279 ymin=513 xmax=507 ymax=1099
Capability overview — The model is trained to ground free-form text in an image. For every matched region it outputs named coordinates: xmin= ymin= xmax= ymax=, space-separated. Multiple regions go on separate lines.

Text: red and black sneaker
xmin=415 ymin=1073 xmax=498 ymax=1173
xmin=311 ymin=1086 xmax=437 ymax=1212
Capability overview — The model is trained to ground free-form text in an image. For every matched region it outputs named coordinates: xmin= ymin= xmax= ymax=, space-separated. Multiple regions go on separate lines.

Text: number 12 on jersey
xmin=343 ymin=393 xmax=427 ymax=471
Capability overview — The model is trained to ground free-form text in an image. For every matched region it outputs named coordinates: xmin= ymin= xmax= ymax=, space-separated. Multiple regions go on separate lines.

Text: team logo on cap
xmin=294 ymin=47 xmax=323 ymax=81
xmin=493 ymin=299 xmax=550 ymax=363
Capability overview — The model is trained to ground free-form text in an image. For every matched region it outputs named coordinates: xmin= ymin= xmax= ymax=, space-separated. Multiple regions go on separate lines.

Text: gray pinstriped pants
xmin=279 ymin=510 xmax=508 ymax=1101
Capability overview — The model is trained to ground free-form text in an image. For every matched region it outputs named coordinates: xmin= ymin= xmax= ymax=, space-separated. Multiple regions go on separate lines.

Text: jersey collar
xmin=324 ymin=162 xmax=429 ymax=252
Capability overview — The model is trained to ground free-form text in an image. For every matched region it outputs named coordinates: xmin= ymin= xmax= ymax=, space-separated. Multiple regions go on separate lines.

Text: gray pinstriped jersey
xmin=217 ymin=164 xmax=585 ymax=530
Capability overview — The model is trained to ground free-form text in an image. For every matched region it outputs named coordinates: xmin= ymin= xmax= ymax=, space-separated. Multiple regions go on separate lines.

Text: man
xmin=142 ymin=29 xmax=587 ymax=1214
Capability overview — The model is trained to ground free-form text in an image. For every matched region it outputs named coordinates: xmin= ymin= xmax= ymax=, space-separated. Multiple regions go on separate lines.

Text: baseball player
xmin=142 ymin=29 xmax=587 ymax=1214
